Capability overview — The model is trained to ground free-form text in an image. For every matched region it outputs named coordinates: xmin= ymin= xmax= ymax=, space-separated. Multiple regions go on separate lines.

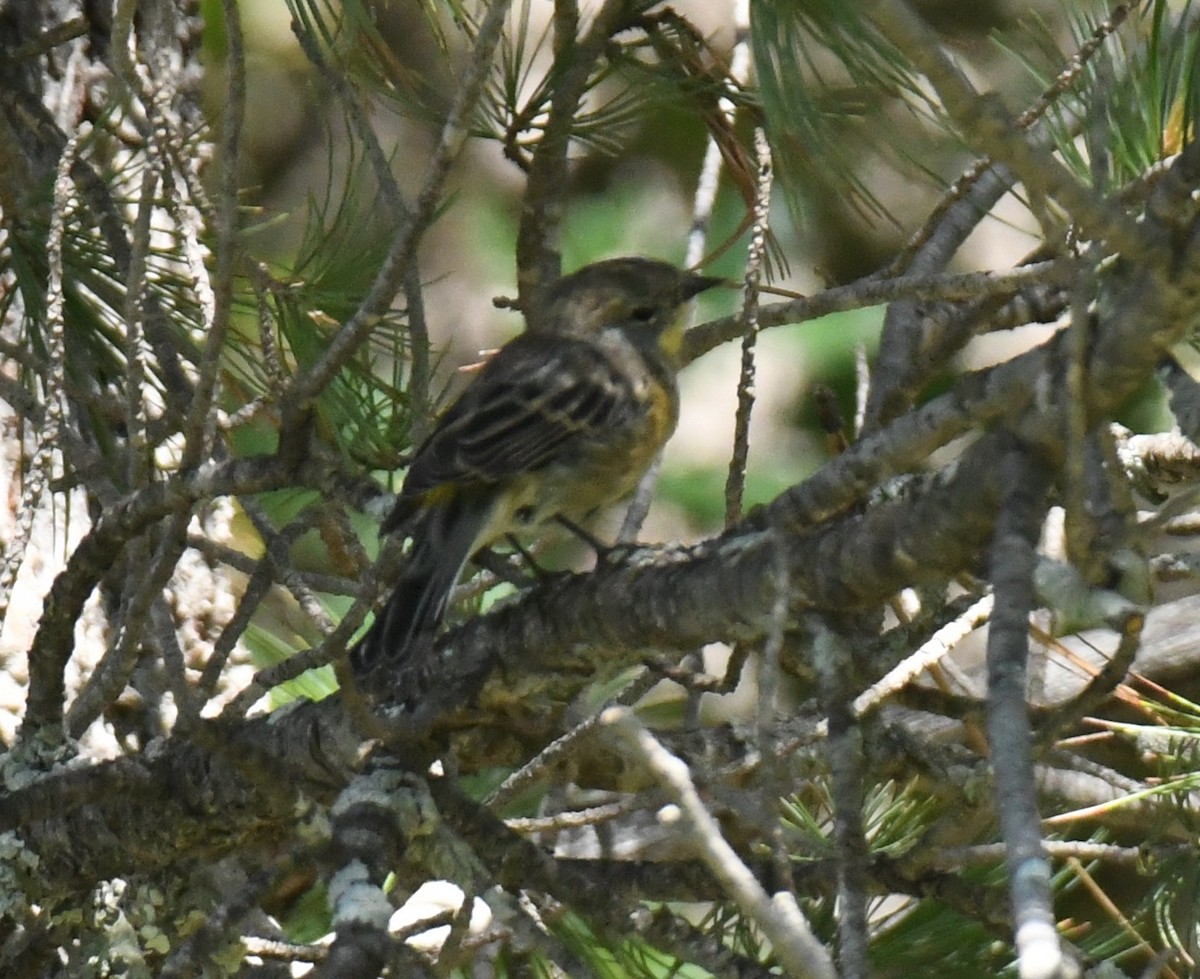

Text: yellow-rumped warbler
xmin=349 ymin=257 xmax=721 ymax=674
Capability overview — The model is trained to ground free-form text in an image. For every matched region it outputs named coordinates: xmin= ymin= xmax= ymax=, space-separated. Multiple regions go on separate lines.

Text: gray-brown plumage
xmin=350 ymin=258 xmax=721 ymax=675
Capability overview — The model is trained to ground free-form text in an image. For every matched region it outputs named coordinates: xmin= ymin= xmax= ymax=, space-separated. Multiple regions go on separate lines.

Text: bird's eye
xmin=630 ymin=305 xmax=657 ymax=323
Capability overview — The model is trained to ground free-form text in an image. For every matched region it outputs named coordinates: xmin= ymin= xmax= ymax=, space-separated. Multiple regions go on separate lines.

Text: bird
xmin=348 ymin=257 xmax=722 ymax=676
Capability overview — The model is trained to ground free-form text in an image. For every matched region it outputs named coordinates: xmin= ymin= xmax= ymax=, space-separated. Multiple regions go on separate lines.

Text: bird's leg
xmin=503 ymin=536 xmax=553 ymax=579
xmin=554 ymin=515 xmax=606 ymax=552
xmin=554 ymin=515 xmax=638 ymax=566
xmin=474 ymin=546 xmax=541 ymax=585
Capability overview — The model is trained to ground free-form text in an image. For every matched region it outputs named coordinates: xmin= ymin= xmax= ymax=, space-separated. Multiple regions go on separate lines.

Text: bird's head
xmin=538 ymin=257 xmax=724 ymax=362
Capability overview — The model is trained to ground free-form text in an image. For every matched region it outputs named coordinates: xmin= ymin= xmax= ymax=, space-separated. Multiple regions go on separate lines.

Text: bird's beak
xmin=682 ymin=274 xmax=728 ymax=299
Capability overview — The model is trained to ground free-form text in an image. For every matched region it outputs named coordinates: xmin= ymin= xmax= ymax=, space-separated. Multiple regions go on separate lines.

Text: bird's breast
xmin=486 ymin=368 xmax=679 ymax=539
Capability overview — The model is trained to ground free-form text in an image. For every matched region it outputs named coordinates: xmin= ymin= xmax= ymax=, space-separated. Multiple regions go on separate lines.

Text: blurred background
xmin=201 ymin=0 xmax=1105 ymax=546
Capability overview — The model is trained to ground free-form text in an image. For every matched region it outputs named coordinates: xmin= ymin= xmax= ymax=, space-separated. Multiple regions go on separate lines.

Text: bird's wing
xmin=383 ymin=334 xmax=630 ymax=530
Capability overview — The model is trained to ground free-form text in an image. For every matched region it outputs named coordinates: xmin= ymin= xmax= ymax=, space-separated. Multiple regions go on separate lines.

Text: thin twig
xmin=404 ymin=263 xmax=432 ymax=443
xmin=620 ymin=0 xmax=753 ymax=541
xmin=148 ymin=598 xmax=198 ymax=729
xmin=1038 ymin=608 xmax=1143 ymax=745
xmin=684 ymin=0 xmax=752 ymax=273
xmin=985 ymin=444 xmax=1062 ymax=979
xmin=65 ymin=513 xmax=192 ymax=739
xmin=756 ymin=531 xmax=793 ymax=897
xmin=884 ymin=3 xmax=1131 ymax=280
xmin=504 ymin=797 xmax=645 ymax=834
xmin=194 ymin=519 xmax=309 ymax=704
xmin=723 ymin=127 xmax=772 ymax=526
xmin=123 ymin=161 xmax=157 ymax=488
xmin=242 ymin=500 xmax=339 ymax=636
xmin=483 ymin=668 xmax=661 ymax=811
xmin=288 ymin=0 xmax=514 ymax=408
xmin=11 ymin=15 xmax=88 ymax=61
xmin=290 ymin=20 xmax=412 ymax=225
xmin=289 ymin=8 xmax=430 ymax=433
xmin=846 ymin=593 xmax=994 ymax=725
xmin=515 ymin=0 xmax=631 ymax=312
xmin=684 ymin=260 xmax=1069 ymax=363
xmin=603 ymin=707 xmax=837 ymax=979
xmin=185 ymin=534 xmax=359 ymax=597
xmin=1067 ymin=856 xmax=1186 ymax=979
xmin=221 ymin=530 xmax=411 ymax=718
xmin=179 ymin=0 xmax=244 ymax=469
xmin=931 ymin=839 xmax=1147 ymax=871
xmin=814 ymin=623 xmax=871 ymax=977
xmin=867 ymin=0 xmax=1148 ymax=261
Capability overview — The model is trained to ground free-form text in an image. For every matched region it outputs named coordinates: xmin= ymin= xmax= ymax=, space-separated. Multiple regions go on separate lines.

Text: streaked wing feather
xmin=401 ymin=336 xmax=629 ymax=495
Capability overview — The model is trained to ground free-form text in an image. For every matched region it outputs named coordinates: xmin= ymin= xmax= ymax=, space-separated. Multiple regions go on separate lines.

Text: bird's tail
xmin=349 ymin=491 xmax=492 ymax=675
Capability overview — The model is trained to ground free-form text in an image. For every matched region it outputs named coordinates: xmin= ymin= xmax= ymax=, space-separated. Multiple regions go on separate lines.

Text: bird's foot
xmin=554 ymin=516 xmax=642 ymax=567
xmin=483 ymin=540 xmax=549 ymax=582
